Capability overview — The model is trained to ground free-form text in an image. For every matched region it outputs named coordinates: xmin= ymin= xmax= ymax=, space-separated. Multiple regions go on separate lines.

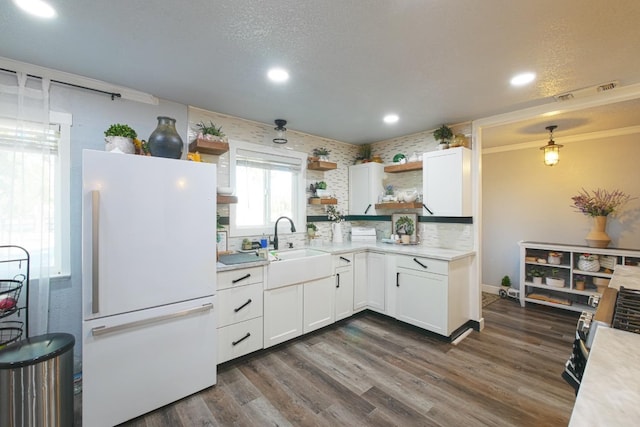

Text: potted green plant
xmin=433 ymin=124 xmax=453 ymax=150
xmin=314 ymin=181 xmax=329 ymax=198
xmin=527 ymin=267 xmax=545 ymax=285
xmin=501 ymin=275 xmax=511 ymax=288
xmin=395 ymin=216 xmax=415 ymax=244
xmin=104 ymin=123 xmax=137 ymax=154
xmin=574 ymin=274 xmax=586 ymax=291
xmin=307 ymin=223 xmax=318 ymax=238
xmin=546 ymin=268 xmax=565 ymax=288
xmin=196 ymin=121 xmax=226 ymax=142
xmin=356 ymin=144 xmax=372 ymax=163
xmin=313 ymin=147 xmax=331 ymax=161
xmin=241 ymin=238 xmax=252 ymax=250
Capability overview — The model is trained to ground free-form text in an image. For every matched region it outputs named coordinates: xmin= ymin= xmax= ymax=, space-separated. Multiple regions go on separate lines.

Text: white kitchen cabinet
xmin=263 ymin=284 xmax=303 ymax=348
xmin=353 ymin=252 xmax=368 ymax=311
xmin=303 ymin=276 xmax=336 ymax=333
xmin=334 ymin=253 xmax=354 ymax=321
xmin=217 ymin=266 xmax=264 ymax=363
xmin=349 ymin=162 xmax=384 ymax=215
xmin=422 ymin=147 xmax=471 ymax=216
xmin=395 ymin=254 xmax=470 ymax=337
xmin=367 ymin=252 xmax=386 ymax=313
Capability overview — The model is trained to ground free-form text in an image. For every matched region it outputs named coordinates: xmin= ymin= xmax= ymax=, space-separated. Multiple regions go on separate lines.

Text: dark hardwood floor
xmin=77 ymin=298 xmax=580 ymax=426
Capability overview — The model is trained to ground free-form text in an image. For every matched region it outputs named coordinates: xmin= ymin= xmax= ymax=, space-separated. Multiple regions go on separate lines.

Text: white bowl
xmin=217 ymin=186 xmax=234 ymax=195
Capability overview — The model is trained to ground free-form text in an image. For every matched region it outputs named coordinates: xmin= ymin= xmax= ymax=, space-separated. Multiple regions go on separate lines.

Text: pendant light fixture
xmin=540 ymin=125 xmax=563 ymax=166
xmin=273 ymin=119 xmax=287 ymax=144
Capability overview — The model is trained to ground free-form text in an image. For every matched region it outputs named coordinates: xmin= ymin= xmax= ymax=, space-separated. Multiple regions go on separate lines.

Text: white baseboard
xmin=482 ymin=284 xmax=500 ymax=295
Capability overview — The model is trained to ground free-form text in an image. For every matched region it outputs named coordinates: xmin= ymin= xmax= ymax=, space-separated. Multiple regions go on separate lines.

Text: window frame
xmin=228 ymin=140 xmax=307 ymax=238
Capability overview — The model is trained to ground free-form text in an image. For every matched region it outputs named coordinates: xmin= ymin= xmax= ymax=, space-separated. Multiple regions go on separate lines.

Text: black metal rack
xmin=0 ymin=245 xmax=29 ymax=347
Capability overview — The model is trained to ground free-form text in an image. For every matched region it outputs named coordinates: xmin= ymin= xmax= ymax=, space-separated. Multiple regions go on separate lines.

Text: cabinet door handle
xmin=364 ymin=204 xmax=372 ymax=214
xmin=339 ymin=256 xmax=351 ymax=263
xmin=336 ymin=273 xmax=340 ymax=288
xmin=396 ymin=272 xmax=400 ymax=287
xmin=234 ymin=299 xmax=252 ymax=313
xmin=232 ymin=273 xmax=251 ymax=284
xmin=413 ymin=258 xmax=428 ymax=269
xmin=91 ymin=190 xmax=100 ymax=314
xmin=232 ymin=332 xmax=251 ymax=346
xmin=422 ymin=203 xmax=433 ymax=215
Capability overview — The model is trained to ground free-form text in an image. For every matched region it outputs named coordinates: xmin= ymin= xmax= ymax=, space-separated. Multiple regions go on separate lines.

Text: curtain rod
xmin=0 ymin=67 xmax=122 ymax=100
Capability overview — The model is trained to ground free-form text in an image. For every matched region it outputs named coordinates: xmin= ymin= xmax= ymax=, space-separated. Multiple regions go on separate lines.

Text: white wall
xmin=482 ymin=132 xmax=640 ymax=289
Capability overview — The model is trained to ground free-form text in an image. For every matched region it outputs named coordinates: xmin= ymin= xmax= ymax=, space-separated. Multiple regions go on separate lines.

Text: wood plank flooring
xmin=76 ymin=298 xmax=579 ymax=426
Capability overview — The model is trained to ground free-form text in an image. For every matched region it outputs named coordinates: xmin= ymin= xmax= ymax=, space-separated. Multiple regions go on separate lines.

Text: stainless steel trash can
xmin=0 ymin=333 xmax=75 ymax=427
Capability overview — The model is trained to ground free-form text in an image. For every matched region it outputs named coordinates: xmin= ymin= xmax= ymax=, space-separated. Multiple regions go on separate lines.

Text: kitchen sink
xmin=267 ymin=248 xmax=332 ymax=289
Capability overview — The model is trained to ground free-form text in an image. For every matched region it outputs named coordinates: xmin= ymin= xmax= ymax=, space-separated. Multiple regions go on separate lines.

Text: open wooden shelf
xmin=309 ymin=197 xmax=337 ymax=205
xmin=189 ymin=138 xmax=229 ymax=155
xmin=384 ymin=162 xmax=422 ymax=173
xmin=375 ymin=202 xmax=423 ymax=210
xmin=217 ymin=195 xmax=238 ymax=204
xmin=308 ymin=160 xmax=337 ymax=171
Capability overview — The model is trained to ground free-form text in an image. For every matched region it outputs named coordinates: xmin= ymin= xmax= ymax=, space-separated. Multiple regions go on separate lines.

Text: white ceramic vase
xmin=332 ymin=222 xmax=343 ymax=243
xmin=105 ymin=136 xmax=135 ymax=154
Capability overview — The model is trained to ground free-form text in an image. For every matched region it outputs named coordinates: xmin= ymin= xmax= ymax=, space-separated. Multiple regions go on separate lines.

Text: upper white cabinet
xmin=349 ymin=162 xmax=384 ymax=215
xmin=422 ymin=147 xmax=471 ymax=216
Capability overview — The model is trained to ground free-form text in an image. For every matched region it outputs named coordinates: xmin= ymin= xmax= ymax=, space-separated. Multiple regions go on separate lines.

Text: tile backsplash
xmin=188 ymin=106 xmax=473 ymax=252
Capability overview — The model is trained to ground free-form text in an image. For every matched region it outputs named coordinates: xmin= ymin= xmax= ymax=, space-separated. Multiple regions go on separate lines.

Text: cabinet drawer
xmin=334 ymin=253 xmax=354 ymax=268
xmin=217 ymin=266 xmax=264 ymax=290
xmin=218 ymin=283 xmax=263 ymax=327
xmin=396 ymin=255 xmax=448 ymax=275
xmin=217 ymin=317 xmax=263 ymax=364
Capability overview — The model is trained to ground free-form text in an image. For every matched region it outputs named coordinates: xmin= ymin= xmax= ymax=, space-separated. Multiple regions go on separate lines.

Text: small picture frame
xmin=392 ymin=213 xmax=418 ymax=243
xmin=217 ymin=231 xmax=228 ymax=252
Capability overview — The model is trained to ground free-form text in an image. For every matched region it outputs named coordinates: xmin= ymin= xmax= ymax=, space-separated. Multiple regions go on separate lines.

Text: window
xmin=0 ymin=111 xmax=71 ymax=277
xmin=229 ymin=141 xmax=306 ymax=237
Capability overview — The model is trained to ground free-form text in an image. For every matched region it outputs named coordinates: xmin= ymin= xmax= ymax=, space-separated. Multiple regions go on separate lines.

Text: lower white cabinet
xmin=395 ymin=255 xmax=470 ymax=337
xmin=217 ymin=267 xmax=264 ymax=364
xmin=263 ymin=284 xmax=304 ymax=348
xmin=353 ymin=251 xmax=386 ymax=313
xmin=334 ymin=254 xmax=354 ymax=321
xmin=367 ymin=252 xmax=386 ymax=313
xmin=303 ymin=276 xmax=335 ymax=333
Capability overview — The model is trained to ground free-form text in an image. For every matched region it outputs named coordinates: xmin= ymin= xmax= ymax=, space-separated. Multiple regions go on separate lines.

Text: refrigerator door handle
xmin=92 ymin=190 xmax=100 ymax=314
xmin=91 ymin=303 xmax=214 ymax=337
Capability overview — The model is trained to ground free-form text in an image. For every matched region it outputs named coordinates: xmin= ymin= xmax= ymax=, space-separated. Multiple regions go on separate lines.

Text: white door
xmin=349 ymin=163 xmax=383 ymax=215
xmin=82 ymin=296 xmax=217 ymax=427
xmin=367 ymin=252 xmax=386 ymax=313
xmin=396 ymin=269 xmax=447 ymax=334
xmin=335 ymin=265 xmax=354 ymax=321
xmin=422 ymin=147 xmax=471 ymax=216
xmin=264 ymin=284 xmax=303 ymax=348
xmin=304 ymin=276 xmax=335 ymax=333
xmin=353 ymin=252 xmax=368 ymax=311
xmin=82 ymin=150 xmax=217 ymax=319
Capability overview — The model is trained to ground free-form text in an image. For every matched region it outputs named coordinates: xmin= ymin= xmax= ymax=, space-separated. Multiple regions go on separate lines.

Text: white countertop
xmin=569 ymin=327 xmax=640 ymax=427
xmin=609 ymin=264 xmax=640 ymax=291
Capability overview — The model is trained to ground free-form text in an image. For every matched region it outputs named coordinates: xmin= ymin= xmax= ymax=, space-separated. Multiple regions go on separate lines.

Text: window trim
xmin=50 ymin=111 xmax=71 ymax=277
xmin=228 ymin=140 xmax=307 ymax=238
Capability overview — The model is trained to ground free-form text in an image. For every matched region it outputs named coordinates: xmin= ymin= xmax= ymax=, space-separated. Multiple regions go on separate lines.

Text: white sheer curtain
xmin=0 ymin=71 xmax=53 ymax=336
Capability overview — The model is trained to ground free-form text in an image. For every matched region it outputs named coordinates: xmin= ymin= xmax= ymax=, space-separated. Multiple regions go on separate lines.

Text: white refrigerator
xmin=81 ymin=150 xmax=218 ymax=427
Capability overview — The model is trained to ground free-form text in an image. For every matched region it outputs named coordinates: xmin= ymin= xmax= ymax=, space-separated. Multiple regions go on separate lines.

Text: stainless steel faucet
xmin=273 ymin=216 xmax=296 ymax=250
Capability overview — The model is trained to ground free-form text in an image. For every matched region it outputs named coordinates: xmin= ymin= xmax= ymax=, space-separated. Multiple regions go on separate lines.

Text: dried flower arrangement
xmin=326 ymin=205 xmax=344 ymax=223
xmin=571 ymin=188 xmax=633 ymax=217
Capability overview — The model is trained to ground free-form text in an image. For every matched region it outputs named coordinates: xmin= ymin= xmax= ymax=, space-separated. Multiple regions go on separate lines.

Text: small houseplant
xmin=104 ymin=123 xmax=137 ymax=154
xmin=307 ymin=223 xmax=318 ymax=238
xmin=313 ymin=147 xmax=331 ymax=160
xmin=356 ymin=144 xmax=372 ymax=163
xmin=546 ymin=268 xmax=565 ymax=288
xmin=501 ymin=275 xmax=511 ymax=288
xmin=433 ymin=124 xmax=453 ymax=149
xmin=527 ymin=267 xmax=545 ymax=285
xmin=574 ymin=274 xmax=586 ymax=291
xmin=196 ymin=121 xmax=226 ymax=142
xmin=395 ymin=215 xmax=415 ymax=244
xmin=313 ymin=181 xmax=329 ymax=198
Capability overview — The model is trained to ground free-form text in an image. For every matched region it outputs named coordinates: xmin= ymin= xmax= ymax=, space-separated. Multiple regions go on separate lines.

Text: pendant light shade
xmin=273 ymin=119 xmax=287 ymax=144
xmin=540 ymin=125 xmax=563 ymax=166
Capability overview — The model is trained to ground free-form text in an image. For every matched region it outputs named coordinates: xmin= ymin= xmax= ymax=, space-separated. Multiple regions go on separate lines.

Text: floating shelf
xmin=384 ymin=162 xmax=422 ymax=173
xmin=375 ymin=202 xmax=423 ymax=210
xmin=308 ymin=160 xmax=337 ymax=171
xmin=189 ymin=138 xmax=229 ymax=155
xmin=309 ymin=198 xmax=337 ymax=205
xmin=217 ymin=195 xmax=238 ymax=204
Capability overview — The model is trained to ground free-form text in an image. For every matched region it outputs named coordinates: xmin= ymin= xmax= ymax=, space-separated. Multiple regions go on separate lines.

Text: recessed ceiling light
xmin=13 ymin=0 xmax=57 ymax=19
xmin=510 ymin=72 xmax=536 ymax=87
xmin=267 ymin=68 xmax=289 ymax=83
xmin=383 ymin=114 xmax=399 ymax=124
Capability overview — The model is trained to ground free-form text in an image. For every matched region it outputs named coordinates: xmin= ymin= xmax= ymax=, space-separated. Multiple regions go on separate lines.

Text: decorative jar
xmin=148 ymin=116 xmax=183 ymax=159
xmin=578 ymin=254 xmax=600 ymax=272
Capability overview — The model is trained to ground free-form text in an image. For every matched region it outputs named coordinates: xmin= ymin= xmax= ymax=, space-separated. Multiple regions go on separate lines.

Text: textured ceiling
xmin=1 ymin=0 xmax=640 ymax=144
